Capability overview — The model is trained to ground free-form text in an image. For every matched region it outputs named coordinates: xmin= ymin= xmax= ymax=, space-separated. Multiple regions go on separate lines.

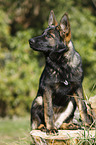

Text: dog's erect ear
xmin=48 ymin=10 xmax=58 ymax=26
xmin=59 ymin=13 xmax=71 ymax=42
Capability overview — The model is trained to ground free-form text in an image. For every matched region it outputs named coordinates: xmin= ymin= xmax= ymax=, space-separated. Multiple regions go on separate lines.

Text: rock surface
xmin=30 ymin=129 xmax=95 ymax=145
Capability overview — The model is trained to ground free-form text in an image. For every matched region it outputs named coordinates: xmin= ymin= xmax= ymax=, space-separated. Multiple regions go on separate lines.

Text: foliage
xmin=0 ymin=0 xmax=96 ymax=117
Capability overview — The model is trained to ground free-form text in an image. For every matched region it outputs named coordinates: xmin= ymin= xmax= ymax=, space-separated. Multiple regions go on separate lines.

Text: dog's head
xmin=29 ymin=10 xmax=71 ymax=55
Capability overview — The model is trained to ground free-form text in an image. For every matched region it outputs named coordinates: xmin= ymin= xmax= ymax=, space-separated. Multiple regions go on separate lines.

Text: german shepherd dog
xmin=29 ymin=10 xmax=93 ymax=134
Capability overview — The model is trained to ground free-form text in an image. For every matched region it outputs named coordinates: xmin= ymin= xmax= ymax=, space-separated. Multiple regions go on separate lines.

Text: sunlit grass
xmin=0 ymin=116 xmax=32 ymax=145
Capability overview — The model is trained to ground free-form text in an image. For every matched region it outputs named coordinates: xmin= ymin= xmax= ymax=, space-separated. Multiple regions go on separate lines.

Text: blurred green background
xmin=0 ymin=0 xmax=96 ymax=118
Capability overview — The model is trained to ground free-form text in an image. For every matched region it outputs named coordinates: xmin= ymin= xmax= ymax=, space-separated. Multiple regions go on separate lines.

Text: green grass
xmin=0 ymin=116 xmax=32 ymax=145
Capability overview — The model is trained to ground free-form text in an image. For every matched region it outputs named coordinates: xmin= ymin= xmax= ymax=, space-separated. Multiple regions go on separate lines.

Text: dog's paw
xmin=46 ymin=128 xmax=58 ymax=135
xmin=38 ymin=124 xmax=46 ymax=132
xmin=60 ymin=123 xmax=82 ymax=130
xmin=68 ymin=123 xmax=81 ymax=130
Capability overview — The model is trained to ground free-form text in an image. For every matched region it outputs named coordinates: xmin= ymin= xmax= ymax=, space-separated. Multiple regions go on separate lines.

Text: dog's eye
xmin=47 ymin=33 xmax=55 ymax=39
xmin=45 ymin=34 xmax=51 ymax=39
xmin=47 ymin=34 xmax=52 ymax=38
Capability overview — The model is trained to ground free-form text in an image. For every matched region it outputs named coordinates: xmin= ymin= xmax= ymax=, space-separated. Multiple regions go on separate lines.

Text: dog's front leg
xmin=75 ymin=86 xmax=93 ymax=126
xmin=43 ymin=88 xmax=58 ymax=134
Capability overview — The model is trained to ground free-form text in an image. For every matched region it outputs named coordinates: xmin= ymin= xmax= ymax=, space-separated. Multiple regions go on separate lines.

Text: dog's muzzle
xmin=29 ymin=38 xmax=35 ymax=45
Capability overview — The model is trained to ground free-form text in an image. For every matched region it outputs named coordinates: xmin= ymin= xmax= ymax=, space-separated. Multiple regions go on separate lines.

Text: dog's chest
xmin=46 ymin=65 xmax=70 ymax=86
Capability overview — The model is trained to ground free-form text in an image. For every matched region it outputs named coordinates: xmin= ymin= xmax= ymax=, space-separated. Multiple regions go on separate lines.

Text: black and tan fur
xmin=29 ymin=10 xmax=93 ymax=134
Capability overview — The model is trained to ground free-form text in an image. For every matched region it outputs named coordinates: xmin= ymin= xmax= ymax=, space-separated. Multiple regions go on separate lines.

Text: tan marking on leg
xmin=73 ymin=87 xmax=93 ymax=126
xmin=44 ymin=89 xmax=54 ymax=130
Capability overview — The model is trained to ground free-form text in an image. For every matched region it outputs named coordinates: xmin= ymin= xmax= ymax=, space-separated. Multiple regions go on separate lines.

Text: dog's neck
xmin=64 ymin=40 xmax=81 ymax=68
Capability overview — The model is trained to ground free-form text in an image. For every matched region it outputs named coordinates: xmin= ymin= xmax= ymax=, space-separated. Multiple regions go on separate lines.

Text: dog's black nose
xmin=29 ymin=38 xmax=35 ymax=44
